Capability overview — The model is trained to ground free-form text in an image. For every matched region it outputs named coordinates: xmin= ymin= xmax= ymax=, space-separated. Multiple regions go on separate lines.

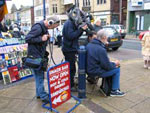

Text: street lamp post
xmin=43 ymin=0 xmax=46 ymax=20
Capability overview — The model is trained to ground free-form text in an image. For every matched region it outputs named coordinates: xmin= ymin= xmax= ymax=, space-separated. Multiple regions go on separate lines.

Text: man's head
xmin=97 ymin=29 xmax=108 ymax=45
xmin=94 ymin=18 xmax=101 ymax=26
xmin=87 ymin=31 xmax=97 ymax=42
xmin=44 ymin=15 xmax=60 ymax=29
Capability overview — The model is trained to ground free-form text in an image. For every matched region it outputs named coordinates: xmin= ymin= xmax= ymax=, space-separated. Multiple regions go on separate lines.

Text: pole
xmin=78 ymin=45 xmax=86 ymax=99
xmin=120 ymin=0 xmax=122 ymax=24
xmin=43 ymin=0 xmax=46 ymax=20
xmin=32 ymin=0 xmax=34 ymax=24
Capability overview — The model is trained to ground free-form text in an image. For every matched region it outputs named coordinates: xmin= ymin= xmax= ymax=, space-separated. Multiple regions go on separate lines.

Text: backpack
xmin=100 ymin=76 xmax=112 ymax=96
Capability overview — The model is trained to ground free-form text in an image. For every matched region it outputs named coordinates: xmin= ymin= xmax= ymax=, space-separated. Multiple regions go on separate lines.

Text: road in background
xmin=108 ymin=39 xmax=142 ymax=60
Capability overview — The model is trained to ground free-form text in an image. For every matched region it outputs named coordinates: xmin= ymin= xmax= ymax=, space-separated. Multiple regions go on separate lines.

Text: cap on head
xmin=47 ymin=15 xmax=60 ymax=26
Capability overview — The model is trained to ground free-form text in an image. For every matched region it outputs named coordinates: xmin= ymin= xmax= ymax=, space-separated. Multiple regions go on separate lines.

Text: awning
xmin=0 ymin=0 xmax=8 ymax=22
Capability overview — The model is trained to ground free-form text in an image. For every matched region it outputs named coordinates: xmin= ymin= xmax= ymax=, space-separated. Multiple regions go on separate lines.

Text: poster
xmin=48 ymin=62 xmax=71 ymax=108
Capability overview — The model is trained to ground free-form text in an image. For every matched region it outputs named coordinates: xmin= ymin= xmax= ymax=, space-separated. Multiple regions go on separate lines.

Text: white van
xmin=106 ymin=24 xmax=126 ymax=39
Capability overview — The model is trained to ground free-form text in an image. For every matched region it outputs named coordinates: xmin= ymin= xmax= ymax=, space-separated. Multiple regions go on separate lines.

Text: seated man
xmin=86 ymin=29 xmax=125 ymax=97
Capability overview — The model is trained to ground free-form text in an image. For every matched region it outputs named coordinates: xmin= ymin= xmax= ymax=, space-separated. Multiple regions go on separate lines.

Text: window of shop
xmin=36 ymin=9 xmax=42 ymax=17
xmin=100 ymin=18 xmax=106 ymax=26
xmin=52 ymin=4 xmax=57 ymax=13
xmin=83 ymin=0 xmax=90 ymax=6
xmin=46 ymin=8 xmax=49 ymax=15
xmin=75 ymin=0 xmax=79 ymax=7
xmin=97 ymin=0 xmax=106 ymax=4
xmin=136 ymin=15 xmax=144 ymax=31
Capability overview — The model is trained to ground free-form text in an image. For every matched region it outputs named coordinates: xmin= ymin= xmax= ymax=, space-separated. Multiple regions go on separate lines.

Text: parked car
xmin=103 ymin=26 xmax=123 ymax=51
xmin=139 ymin=31 xmax=149 ymax=40
xmin=139 ymin=26 xmax=150 ymax=40
xmin=106 ymin=24 xmax=126 ymax=39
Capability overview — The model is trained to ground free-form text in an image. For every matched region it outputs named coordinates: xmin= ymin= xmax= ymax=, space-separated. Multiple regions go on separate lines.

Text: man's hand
xmin=81 ymin=24 xmax=88 ymax=30
xmin=42 ymin=34 xmax=50 ymax=41
xmin=114 ymin=60 xmax=120 ymax=67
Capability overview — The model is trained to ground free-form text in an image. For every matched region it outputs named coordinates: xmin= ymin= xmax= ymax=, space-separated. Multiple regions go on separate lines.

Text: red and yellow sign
xmin=48 ymin=62 xmax=71 ymax=108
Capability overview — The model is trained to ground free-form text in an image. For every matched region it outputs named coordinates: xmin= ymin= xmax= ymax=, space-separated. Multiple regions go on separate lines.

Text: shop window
xmin=36 ymin=9 xmax=42 ymax=17
xmin=100 ymin=18 xmax=106 ymax=26
xmin=136 ymin=15 xmax=144 ymax=31
xmin=46 ymin=8 xmax=49 ymax=15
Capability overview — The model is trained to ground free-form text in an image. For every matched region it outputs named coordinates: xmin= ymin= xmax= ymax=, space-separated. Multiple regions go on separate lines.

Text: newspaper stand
xmin=42 ymin=62 xmax=81 ymax=113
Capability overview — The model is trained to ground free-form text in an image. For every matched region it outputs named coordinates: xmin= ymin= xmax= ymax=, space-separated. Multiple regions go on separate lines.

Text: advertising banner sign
xmin=48 ymin=62 xmax=71 ymax=108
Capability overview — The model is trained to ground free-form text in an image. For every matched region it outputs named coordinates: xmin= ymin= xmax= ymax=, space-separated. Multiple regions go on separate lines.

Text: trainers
xmin=148 ymin=67 xmax=150 ymax=70
xmin=110 ymin=90 xmax=125 ymax=97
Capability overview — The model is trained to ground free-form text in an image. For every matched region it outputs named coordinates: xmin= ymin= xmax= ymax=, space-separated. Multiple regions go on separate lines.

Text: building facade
xmin=127 ymin=0 xmax=150 ymax=32
xmin=61 ymin=0 xmax=127 ymax=26
xmin=19 ymin=7 xmax=34 ymax=34
xmin=34 ymin=0 xmax=50 ymax=22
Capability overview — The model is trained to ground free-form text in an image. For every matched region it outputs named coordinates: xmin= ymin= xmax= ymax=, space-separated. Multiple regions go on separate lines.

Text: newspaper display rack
xmin=0 ymin=37 xmax=33 ymax=85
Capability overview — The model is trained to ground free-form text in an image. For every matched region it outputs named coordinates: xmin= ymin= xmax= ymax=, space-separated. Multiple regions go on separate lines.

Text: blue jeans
xmin=32 ymin=69 xmax=48 ymax=100
xmin=101 ymin=68 xmax=120 ymax=90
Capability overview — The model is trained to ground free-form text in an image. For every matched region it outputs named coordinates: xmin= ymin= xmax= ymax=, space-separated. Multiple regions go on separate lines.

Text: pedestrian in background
xmin=93 ymin=18 xmax=103 ymax=32
xmin=25 ymin=15 xmax=60 ymax=103
xmin=56 ymin=27 xmax=62 ymax=47
xmin=141 ymin=30 xmax=150 ymax=69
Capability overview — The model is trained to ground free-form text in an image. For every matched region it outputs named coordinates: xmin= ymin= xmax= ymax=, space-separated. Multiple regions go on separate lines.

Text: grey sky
xmin=6 ymin=0 xmax=33 ymax=12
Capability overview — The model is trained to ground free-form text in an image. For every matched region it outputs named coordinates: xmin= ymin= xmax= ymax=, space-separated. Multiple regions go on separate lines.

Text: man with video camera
xmin=62 ymin=6 xmax=88 ymax=91
xmin=25 ymin=16 xmax=60 ymax=103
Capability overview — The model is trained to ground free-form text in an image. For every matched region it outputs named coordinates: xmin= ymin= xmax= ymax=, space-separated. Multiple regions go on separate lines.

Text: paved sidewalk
xmin=125 ymin=34 xmax=140 ymax=41
xmin=0 ymin=47 xmax=150 ymax=113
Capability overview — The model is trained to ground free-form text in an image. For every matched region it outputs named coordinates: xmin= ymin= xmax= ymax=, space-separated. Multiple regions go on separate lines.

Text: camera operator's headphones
xmin=48 ymin=19 xmax=60 ymax=26
xmin=48 ymin=20 xmax=55 ymax=25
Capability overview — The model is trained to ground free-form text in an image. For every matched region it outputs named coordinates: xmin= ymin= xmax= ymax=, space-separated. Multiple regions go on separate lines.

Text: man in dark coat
xmin=62 ymin=16 xmax=87 ymax=91
xmin=86 ymin=29 xmax=125 ymax=97
xmin=25 ymin=16 xmax=60 ymax=103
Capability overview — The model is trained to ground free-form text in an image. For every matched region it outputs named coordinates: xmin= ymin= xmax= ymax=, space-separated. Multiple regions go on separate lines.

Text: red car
xmin=139 ymin=31 xmax=149 ymax=40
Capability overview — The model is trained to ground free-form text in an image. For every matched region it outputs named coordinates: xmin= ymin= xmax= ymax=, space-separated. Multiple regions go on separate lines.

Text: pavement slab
xmin=132 ymin=98 xmax=150 ymax=113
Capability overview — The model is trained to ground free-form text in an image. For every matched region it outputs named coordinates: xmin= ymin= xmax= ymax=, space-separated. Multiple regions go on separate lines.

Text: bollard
xmin=78 ymin=45 xmax=86 ymax=99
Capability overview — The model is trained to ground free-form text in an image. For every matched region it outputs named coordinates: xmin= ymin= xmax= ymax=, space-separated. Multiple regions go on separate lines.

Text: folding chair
xmin=86 ymin=75 xmax=101 ymax=93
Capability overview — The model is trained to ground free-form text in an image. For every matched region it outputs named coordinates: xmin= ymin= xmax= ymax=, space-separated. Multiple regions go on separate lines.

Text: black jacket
xmin=25 ymin=21 xmax=48 ymax=58
xmin=62 ymin=19 xmax=83 ymax=52
xmin=86 ymin=39 xmax=116 ymax=76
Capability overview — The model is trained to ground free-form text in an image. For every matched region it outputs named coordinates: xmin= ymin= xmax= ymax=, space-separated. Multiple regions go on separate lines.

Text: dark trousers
xmin=57 ymin=35 xmax=62 ymax=47
xmin=63 ymin=51 xmax=76 ymax=87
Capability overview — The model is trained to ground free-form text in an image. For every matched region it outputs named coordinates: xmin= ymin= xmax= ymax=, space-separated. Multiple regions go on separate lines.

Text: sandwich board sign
xmin=48 ymin=62 xmax=71 ymax=108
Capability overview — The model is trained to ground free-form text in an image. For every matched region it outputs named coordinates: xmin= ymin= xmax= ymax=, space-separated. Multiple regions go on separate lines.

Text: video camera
xmin=67 ymin=5 xmax=94 ymax=35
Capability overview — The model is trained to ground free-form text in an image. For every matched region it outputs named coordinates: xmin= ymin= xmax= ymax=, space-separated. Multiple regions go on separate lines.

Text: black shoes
xmin=36 ymin=96 xmax=40 ymax=99
xmin=42 ymin=97 xmax=50 ymax=103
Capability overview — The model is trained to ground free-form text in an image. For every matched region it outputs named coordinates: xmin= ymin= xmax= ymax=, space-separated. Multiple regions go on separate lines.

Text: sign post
xmin=42 ymin=62 xmax=81 ymax=113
